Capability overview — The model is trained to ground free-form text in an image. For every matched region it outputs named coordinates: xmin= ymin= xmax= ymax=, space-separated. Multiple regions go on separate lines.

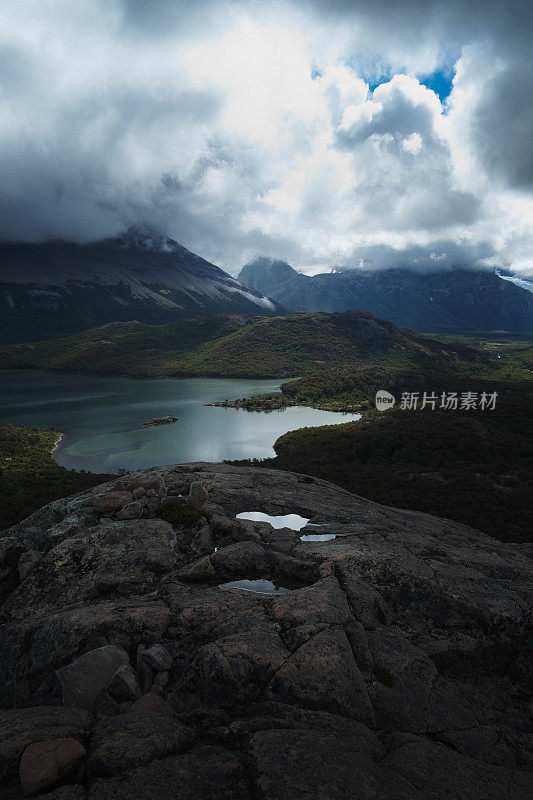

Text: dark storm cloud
xmin=0 ymin=0 xmax=531 ymax=272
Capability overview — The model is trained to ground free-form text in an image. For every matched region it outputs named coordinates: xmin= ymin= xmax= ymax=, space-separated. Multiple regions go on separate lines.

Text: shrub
xmin=158 ymin=501 xmax=204 ymax=528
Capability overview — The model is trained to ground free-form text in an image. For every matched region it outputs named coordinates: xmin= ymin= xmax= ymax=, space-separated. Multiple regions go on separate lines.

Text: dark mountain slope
xmin=0 ymin=229 xmax=281 ymax=343
xmin=238 ymin=259 xmax=533 ymax=333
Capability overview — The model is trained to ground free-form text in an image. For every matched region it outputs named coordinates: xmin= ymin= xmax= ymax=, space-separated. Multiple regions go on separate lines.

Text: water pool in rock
xmin=236 ymin=511 xmax=310 ymax=530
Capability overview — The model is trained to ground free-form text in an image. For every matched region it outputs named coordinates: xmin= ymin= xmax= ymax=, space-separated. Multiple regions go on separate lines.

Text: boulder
xmin=0 ymin=707 xmax=90 ymax=779
xmin=116 ymin=502 xmax=143 ymax=520
xmin=190 ymin=525 xmax=214 ymax=555
xmin=188 ymin=483 xmax=208 ymax=508
xmin=130 ymin=694 xmax=175 ymax=716
xmin=210 ymin=541 xmax=269 ymax=580
xmin=141 ymin=644 xmax=172 ymax=672
xmin=20 ymin=736 xmax=86 ymax=796
xmin=55 ymin=646 xmax=130 ymax=711
xmin=92 ymin=493 xmax=133 ymax=516
xmin=107 ymin=665 xmax=140 ymax=701
xmin=125 ymin=475 xmax=166 ymax=497
xmin=135 ymin=646 xmax=153 ymax=694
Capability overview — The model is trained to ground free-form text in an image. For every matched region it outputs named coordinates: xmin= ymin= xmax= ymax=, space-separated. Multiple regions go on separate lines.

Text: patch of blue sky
xmin=419 ymin=69 xmax=454 ymax=103
xmin=311 ymin=59 xmax=454 ymax=109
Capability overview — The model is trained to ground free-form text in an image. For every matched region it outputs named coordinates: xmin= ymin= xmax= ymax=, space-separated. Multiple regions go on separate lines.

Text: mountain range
xmin=238 ymin=257 xmax=533 ymax=333
xmin=0 ymin=228 xmax=281 ymax=343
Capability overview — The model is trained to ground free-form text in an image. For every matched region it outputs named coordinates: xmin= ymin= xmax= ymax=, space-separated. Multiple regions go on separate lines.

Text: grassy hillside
xmin=0 ymin=425 xmax=112 ymax=531
xmin=0 ymin=310 xmax=492 ymax=379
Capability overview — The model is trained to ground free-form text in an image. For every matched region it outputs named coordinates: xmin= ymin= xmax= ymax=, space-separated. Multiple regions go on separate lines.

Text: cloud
xmin=0 ymin=0 xmax=531 ymax=275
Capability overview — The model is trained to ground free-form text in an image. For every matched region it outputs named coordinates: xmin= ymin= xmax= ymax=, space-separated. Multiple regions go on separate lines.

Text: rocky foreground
xmin=0 ymin=463 xmax=531 ymax=799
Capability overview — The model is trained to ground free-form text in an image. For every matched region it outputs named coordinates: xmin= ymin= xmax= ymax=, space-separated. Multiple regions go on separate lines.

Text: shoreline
xmin=51 ymin=432 xmax=63 ymax=453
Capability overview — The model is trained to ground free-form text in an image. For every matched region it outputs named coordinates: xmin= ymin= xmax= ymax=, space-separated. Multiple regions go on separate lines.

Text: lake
xmin=0 ymin=371 xmax=360 ymax=473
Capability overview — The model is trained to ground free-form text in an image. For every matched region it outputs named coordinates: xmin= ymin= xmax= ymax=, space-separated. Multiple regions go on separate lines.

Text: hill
xmin=238 ymin=259 xmax=533 ymax=334
xmin=0 ymin=227 xmax=281 ymax=343
xmin=0 ymin=310 xmax=491 ymax=379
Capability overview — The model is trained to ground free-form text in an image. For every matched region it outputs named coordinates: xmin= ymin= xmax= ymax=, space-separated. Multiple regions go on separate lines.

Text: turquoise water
xmin=0 ymin=371 xmax=360 ymax=473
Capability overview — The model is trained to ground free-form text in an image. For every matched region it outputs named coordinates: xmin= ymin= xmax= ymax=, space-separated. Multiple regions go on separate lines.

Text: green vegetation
xmin=0 ymin=310 xmax=494 ymax=379
xmin=1 ymin=314 xmax=531 ymax=543
xmin=232 ymin=384 xmax=532 ymax=543
xmin=206 ymin=395 xmax=290 ymax=411
xmin=158 ymin=501 xmax=205 ymax=527
xmin=0 ymin=425 xmax=113 ymax=531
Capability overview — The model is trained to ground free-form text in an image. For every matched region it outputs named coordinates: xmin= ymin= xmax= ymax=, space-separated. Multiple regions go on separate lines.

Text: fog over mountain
xmin=0 ymin=1 xmax=532 ymax=276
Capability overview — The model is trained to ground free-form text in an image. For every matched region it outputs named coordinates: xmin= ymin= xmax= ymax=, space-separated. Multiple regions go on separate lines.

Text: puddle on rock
xmin=300 ymin=533 xmax=338 ymax=541
xmin=236 ymin=511 xmax=310 ymax=531
xmin=218 ymin=578 xmax=290 ymax=595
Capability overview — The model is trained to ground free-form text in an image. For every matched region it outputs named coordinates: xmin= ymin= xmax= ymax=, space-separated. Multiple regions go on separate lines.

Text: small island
xmin=142 ymin=415 xmax=179 ymax=427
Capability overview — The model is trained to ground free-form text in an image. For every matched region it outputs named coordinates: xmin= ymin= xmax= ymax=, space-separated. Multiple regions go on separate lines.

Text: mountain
xmin=0 ymin=309 xmax=488 ymax=379
xmin=238 ymin=259 xmax=533 ymax=333
xmin=0 ymin=228 xmax=281 ymax=343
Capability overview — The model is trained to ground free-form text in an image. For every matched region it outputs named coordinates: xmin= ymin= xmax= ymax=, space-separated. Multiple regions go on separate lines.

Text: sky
xmin=0 ymin=0 xmax=532 ymax=275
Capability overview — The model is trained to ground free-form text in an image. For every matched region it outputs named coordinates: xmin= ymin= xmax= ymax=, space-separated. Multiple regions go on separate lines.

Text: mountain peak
xmin=109 ymin=225 xmax=182 ymax=253
xmin=238 ymin=256 xmax=299 ymax=296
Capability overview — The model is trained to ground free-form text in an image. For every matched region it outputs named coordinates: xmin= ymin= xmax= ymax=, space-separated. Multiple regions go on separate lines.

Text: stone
xmin=268 ymin=626 xmax=374 ymax=725
xmin=190 ymin=525 xmax=214 ymax=555
xmin=188 ymin=482 xmax=208 ymax=508
xmin=19 ymin=737 xmax=86 ymax=796
xmin=132 ymin=487 xmax=145 ymax=499
xmin=1 ymin=520 xmax=177 ymax=621
xmin=116 ymin=502 xmax=143 ymax=520
xmin=210 ymin=541 xmax=269 ymax=580
xmin=125 ymin=475 xmax=166 ymax=497
xmin=335 ymin=562 xmax=391 ymax=628
xmin=130 ymin=694 xmax=175 ymax=716
xmin=0 ymin=707 xmax=90 ymax=780
xmin=86 ymin=746 xmax=248 ymax=800
xmin=0 ymin=537 xmax=25 ymax=603
xmin=107 ymin=665 xmax=140 ymax=701
xmin=135 ymin=646 xmax=153 ymax=694
xmin=366 ymin=627 xmax=437 ymax=733
xmin=92 ymin=492 xmax=133 ymax=515
xmin=18 ymin=550 xmax=41 ymax=581
xmin=87 ymin=712 xmax=193 ymax=777
xmin=248 ymin=724 xmax=380 ymax=800
xmin=146 ymin=548 xmax=176 ymax=572
xmin=154 ymin=671 xmax=169 ymax=688
xmin=93 ymin=690 xmax=120 ymax=719
xmin=141 ymin=644 xmax=172 ymax=672
xmin=55 ymin=646 xmax=130 ymax=711
xmin=1 ymin=462 xmax=531 ymax=800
